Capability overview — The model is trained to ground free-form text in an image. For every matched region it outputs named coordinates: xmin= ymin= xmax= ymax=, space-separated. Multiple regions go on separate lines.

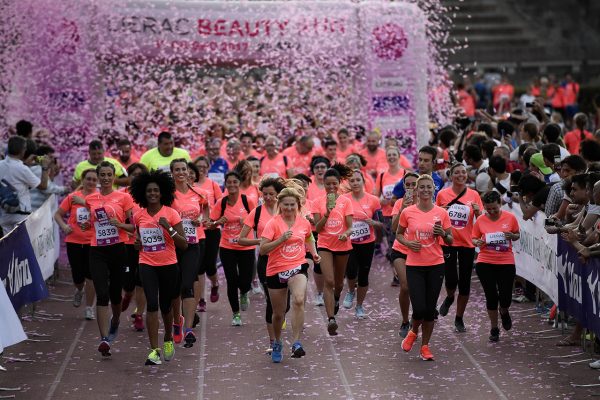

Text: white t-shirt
xmin=0 ymin=157 xmax=40 ymax=213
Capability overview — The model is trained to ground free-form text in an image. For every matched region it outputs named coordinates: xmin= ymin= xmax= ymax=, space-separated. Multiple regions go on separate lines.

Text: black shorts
xmin=266 ymin=263 xmax=309 ymax=289
xmin=390 ymin=249 xmax=407 ymax=262
xmin=317 ymin=247 xmax=351 ymax=256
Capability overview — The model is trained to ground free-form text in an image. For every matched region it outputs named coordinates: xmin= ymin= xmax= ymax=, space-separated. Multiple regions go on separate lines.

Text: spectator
xmin=563 ymin=74 xmax=580 ymax=119
xmin=463 ymin=144 xmax=490 ymax=194
xmin=492 ymin=145 xmax=520 ymax=173
xmin=521 ymin=147 xmax=538 ymax=173
xmin=456 ymin=82 xmax=476 ymax=118
xmin=488 ymin=155 xmax=510 ymax=194
xmin=542 ymin=123 xmax=570 ymax=158
xmin=492 ymin=76 xmax=514 ymax=113
xmin=30 ymin=145 xmax=68 ymax=211
xmin=0 ymin=136 xmax=50 ymax=235
xmin=564 ymin=113 xmax=593 ymax=155
xmin=546 ymin=155 xmax=587 ymax=218
xmin=517 ymin=174 xmax=549 ymax=220
xmin=529 ymin=153 xmax=559 ymax=184
xmin=580 ymin=139 xmax=600 ymax=163
xmin=15 ymin=120 xmax=33 ymax=139
xmin=481 ymin=139 xmax=497 ymax=160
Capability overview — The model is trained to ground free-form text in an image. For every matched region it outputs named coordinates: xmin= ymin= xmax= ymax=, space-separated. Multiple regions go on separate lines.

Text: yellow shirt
xmin=73 ymin=157 xmax=126 ymax=186
xmin=139 ymin=147 xmax=191 ymax=171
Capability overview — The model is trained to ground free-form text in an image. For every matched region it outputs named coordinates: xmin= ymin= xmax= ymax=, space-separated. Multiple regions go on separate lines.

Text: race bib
xmin=182 ymin=219 xmax=198 ymax=244
xmin=485 ymin=232 xmax=509 ymax=252
xmin=278 ymin=265 xmax=302 ymax=283
xmin=383 ymin=184 xmax=394 ymax=200
xmin=94 ymin=207 xmax=109 ymax=223
xmin=94 ymin=222 xmax=119 ymax=246
xmin=76 ymin=207 xmax=90 ymax=224
xmin=350 ymin=220 xmax=371 ymax=243
xmin=140 ymin=227 xmax=166 ymax=252
xmin=448 ymin=204 xmax=470 ymax=228
xmin=208 ymin=172 xmax=225 ymax=188
xmin=228 ymin=237 xmax=239 ymax=244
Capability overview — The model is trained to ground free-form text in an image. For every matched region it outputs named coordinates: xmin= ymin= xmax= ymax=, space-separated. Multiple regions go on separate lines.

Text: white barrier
xmin=0 ymin=281 xmax=27 ymax=353
xmin=24 ymin=195 xmax=60 ymax=281
xmin=503 ymin=205 xmax=559 ymax=303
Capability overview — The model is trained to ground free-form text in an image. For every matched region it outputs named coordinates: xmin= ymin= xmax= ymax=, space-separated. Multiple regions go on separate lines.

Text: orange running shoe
xmin=401 ymin=330 xmax=417 ymax=352
xmin=173 ymin=315 xmax=184 ymax=344
xmin=420 ymin=345 xmax=434 ymax=361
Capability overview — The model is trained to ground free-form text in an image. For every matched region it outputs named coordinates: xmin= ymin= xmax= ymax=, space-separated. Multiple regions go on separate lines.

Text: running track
xmin=2 ymin=257 xmax=598 ymax=400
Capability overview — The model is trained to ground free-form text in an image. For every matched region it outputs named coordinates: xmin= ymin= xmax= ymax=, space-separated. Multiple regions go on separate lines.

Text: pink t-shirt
xmin=262 ymin=215 xmax=312 ymax=276
xmin=282 ymin=146 xmax=315 ymax=176
xmin=435 ymin=187 xmax=483 ymax=248
xmin=375 ymin=169 xmax=406 ymax=216
xmin=243 ymin=205 xmax=276 ymax=240
xmin=343 ymin=192 xmax=381 ymax=244
xmin=399 ymin=205 xmax=451 ymax=266
xmin=210 ymin=195 xmax=257 ymax=250
xmin=198 ymin=178 xmax=223 ymax=206
xmin=172 ymin=188 xmax=209 ymax=243
xmin=260 ymin=153 xmax=288 ymax=178
xmin=360 ymin=147 xmax=387 ymax=177
xmin=307 ymin=180 xmax=326 ymax=202
xmin=314 ymin=194 xmax=354 ymax=251
xmin=391 ymin=198 xmax=409 ymax=254
xmin=472 ymin=210 xmax=519 ymax=265
xmin=85 ymin=190 xmax=134 ymax=247
xmin=133 ymin=206 xmax=181 ymax=267
xmin=59 ymin=190 xmax=95 ymax=244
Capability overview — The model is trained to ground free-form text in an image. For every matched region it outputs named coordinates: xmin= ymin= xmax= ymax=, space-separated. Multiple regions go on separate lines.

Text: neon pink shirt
xmin=59 ymin=190 xmax=96 ymax=244
xmin=262 ymin=215 xmax=312 ymax=276
xmin=472 ymin=211 xmax=519 ymax=265
xmin=172 ymin=188 xmax=209 ymax=243
xmin=133 ymin=206 xmax=181 ymax=266
xmin=343 ymin=192 xmax=381 ymax=244
xmin=314 ymin=194 xmax=354 ymax=251
xmin=85 ymin=190 xmax=134 ymax=247
xmin=435 ymin=187 xmax=483 ymax=248
xmin=375 ymin=169 xmax=406 ymax=216
xmin=399 ymin=205 xmax=451 ymax=266
xmin=210 ymin=195 xmax=257 ymax=250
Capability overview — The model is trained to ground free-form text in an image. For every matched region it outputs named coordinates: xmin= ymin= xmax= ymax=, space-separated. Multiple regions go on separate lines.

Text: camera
xmin=510 ymin=185 xmax=520 ymax=193
xmin=544 ymin=219 xmax=555 ymax=227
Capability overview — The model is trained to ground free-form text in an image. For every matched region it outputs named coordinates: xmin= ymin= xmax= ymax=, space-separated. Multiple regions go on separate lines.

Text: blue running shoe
xmin=271 ymin=340 xmax=283 ymax=363
xmin=291 ymin=341 xmax=306 ymax=358
xmin=107 ymin=321 xmax=120 ymax=342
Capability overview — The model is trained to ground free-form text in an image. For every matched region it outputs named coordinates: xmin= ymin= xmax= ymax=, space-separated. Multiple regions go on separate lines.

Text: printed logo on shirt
xmin=280 ymin=242 xmax=303 ymax=260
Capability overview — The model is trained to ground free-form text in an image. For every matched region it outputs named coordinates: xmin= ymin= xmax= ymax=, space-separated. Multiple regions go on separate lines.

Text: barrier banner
xmin=557 ymin=238 xmax=600 ymax=336
xmin=25 ymin=195 xmax=59 ymax=280
xmin=0 ymin=281 xmax=27 ymax=353
xmin=0 ymin=223 xmax=49 ymax=310
xmin=503 ymin=206 xmax=558 ymax=302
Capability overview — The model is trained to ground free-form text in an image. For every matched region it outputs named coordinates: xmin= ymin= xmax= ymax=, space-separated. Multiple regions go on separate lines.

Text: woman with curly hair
xmin=130 ymin=170 xmax=188 ymax=366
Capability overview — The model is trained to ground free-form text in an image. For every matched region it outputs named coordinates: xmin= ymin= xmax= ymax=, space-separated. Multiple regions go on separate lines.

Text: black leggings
xmin=139 ymin=263 xmax=179 ymax=313
xmin=123 ymin=244 xmax=141 ymax=293
xmin=89 ymin=244 xmax=127 ymax=307
xmin=204 ymin=229 xmax=221 ymax=277
xmin=346 ymin=242 xmax=376 ymax=287
xmin=476 ymin=263 xmax=516 ymax=310
xmin=66 ymin=243 xmax=90 ymax=285
xmin=442 ymin=246 xmax=475 ymax=296
xmin=406 ymin=264 xmax=445 ymax=321
xmin=219 ymin=248 xmax=255 ymax=313
xmin=382 ymin=216 xmax=394 ymax=259
xmin=257 ymin=254 xmax=290 ymax=324
xmin=176 ymin=243 xmax=201 ymax=299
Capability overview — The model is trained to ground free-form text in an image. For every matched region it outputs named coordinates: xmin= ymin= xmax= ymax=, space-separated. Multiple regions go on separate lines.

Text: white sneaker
xmin=73 ymin=289 xmax=84 ymax=308
xmin=315 ymin=293 xmax=324 ymax=306
xmin=355 ymin=305 xmax=366 ymax=319
xmin=84 ymin=306 xmax=95 ymax=320
xmin=590 ymin=359 xmax=600 ymax=369
xmin=251 ymin=280 xmax=263 ymax=295
xmin=343 ymin=292 xmax=355 ymax=309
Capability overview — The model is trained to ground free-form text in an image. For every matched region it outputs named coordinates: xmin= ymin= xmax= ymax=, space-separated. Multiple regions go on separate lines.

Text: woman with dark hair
xmin=307 ymin=156 xmax=330 ymax=201
xmin=72 ymin=161 xmax=134 ymax=357
xmin=54 ymin=168 xmax=98 ymax=320
xmin=193 ymin=156 xmax=223 ymax=305
xmin=314 ymin=163 xmax=354 ymax=335
xmin=344 ymin=153 xmax=375 ymax=194
xmin=130 ymin=170 xmax=188 ymax=365
xmin=472 ymin=191 xmax=520 ymax=342
xmin=208 ymin=171 xmax=257 ymax=326
xmin=233 ymin=159 xmax=260 ymax=205
xmin=170 ymin=159 xmax=209 ymax=347
xmin=238 ymin=177 xmax=287 ymax=352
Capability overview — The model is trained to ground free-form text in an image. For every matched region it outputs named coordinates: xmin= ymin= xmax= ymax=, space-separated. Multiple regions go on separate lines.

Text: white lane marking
xmin=45 ymin=320 xmax=86 ymax=400
xmin=196 ymin=311 xmax=208 ymax=400
xmin=456 ymin=340 xmax=509 ymax=400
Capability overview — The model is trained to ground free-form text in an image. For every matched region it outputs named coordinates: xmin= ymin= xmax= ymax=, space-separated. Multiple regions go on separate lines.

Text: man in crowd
xmin=115 ymin=138 xmax=139 ymax=169
xmin=206 ymin=137 xmax=229 ymax=189
xmin=259 ymin=135 xmax=288 ymax=178
xmin=282 ymin=134 xmax=315 ymax=176
xmin=72 ymin=140 xmax=128 ymax=189
xmin=392 ymin=145 xmax=443 ymax=200
xmin=360 ymin=131 xmax=387 ymax=179
xmin=140 ymin=131 xmax=190 ymax=171
xmin=463 ymin=144 xmax=491 ymax=194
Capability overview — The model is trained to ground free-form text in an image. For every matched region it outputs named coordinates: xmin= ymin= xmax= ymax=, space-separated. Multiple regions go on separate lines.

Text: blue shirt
xmin=392 ymin=171 xmax=443 ymax=200
xmin=208 ymin=158 xmax=229 ymax=189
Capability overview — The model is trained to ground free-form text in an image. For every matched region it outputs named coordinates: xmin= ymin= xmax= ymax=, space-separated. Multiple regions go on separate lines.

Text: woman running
xmin=171 ymin=159 xmax=209 ymax=347
xmin=208 ymin=171 xmax=257 ymax=326
xmin=342 ymin=170 xmax=382 ymax=317
xmin=234 ymin=159 xmax=260 ymax=205
xmin=194 ymin=156 xmax=223 ymax=307
xmin=307 ymin=156 xmax=330 ymax=201
xmin=390 ymin=172 xmax=419 ymax=337
xmin=313 ymin=164 xmax=354 ymax=335
xmin=238 ymin=177 xmax=286 ymax=351
xmin=396 ymin=174 xmax=453 ymax=361
xmin=73 ymin=161 xmax=134 ymax=357
xmin=472 ymin=191 xmax=520 ymax=342
xmin=260 ymin=183 xmax=320 ymax=362
xmin=435 ymin=163 xmax=483 ymax=332
xmin=54 ymin=168 xmax=98 ymax=320
xmin=130 ymin=171 xmax=188 ymax=365
xmin=344 ymin=154 xmax=375 ymax=194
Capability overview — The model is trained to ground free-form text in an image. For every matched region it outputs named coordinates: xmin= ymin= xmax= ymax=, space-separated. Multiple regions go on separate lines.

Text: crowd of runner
xmin=1 ymin=73 xmax=599 ymax=366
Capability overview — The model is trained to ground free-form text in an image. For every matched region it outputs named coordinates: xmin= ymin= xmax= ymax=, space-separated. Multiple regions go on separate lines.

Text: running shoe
xmin=454 ymin=318 xmax=466 ymax=333
xmin=343 ymin=292 xmax=355 ymax=309
xmin=500 ymin=310 xmax=512 ymax=331
xmin=420 ymin=345 xmax=434 ymax=361
xmin=184 ymin=331 xmax=196 ymax=348
xmin=590 ymin=359 xmax=600 ymax=369
xmin=121 ymin=292 xmax=133 ymax=312
xmin=73 ymin=289 xmax=84 ymax=308
xmin=133 ymin=314 xmax=144 ymax=332
xmin=107 ymin=320 xmax=120 ymax=342
xmin=291 ymin=341 xmax=306 ymax=358
xmin=163 ymin=340 xmax=175 ymax=361
xmin=84 ymin=307 xmax=95 ymax=321
xmin=210 ymin=285 xmax=220 ymax=303
xmin=98 ymin=339 xmax=111 ymax=357
xmin=391 ymin=275 xmax=400 ymax=287
xmin=198 ymin=298 xmax=207 ymax=312
xmin=266 ymin=340 xmax=274 ymax=355
xmin=355 ymin=305 xmax=366 ymax=319
xmin=398 ymin=322 xmax=411 ymax=338
xmin=193 ymin=312 xmax=200 ymax=328
xmin=271 ymin=340 xmax=283 ymax=363
xmin=327 ymin=317 xmax=338 ymax=336
xmin=145 ymin=349 xmax=161 ymax=366
xmin=315 ymin=293 xmax=324 ymax=306
xmin=251 ymin=279 xmax=263 ymax=295
xmin=173 ymin=316 xmax=184 ymax=344
xmin=489 ymin=327 xmax=500 ymax=342
xmin=240 ymin=292 xmax=250 ymax=311
xmin=334 ymin=300 xmax=340 ymax=316
xmin=401 ymin=330 xmax=417 ymax=352
xmin=231 ymin=313 xmax=242 ymax=326
xmin=438 ymin=296 xmax=454 ymax=317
